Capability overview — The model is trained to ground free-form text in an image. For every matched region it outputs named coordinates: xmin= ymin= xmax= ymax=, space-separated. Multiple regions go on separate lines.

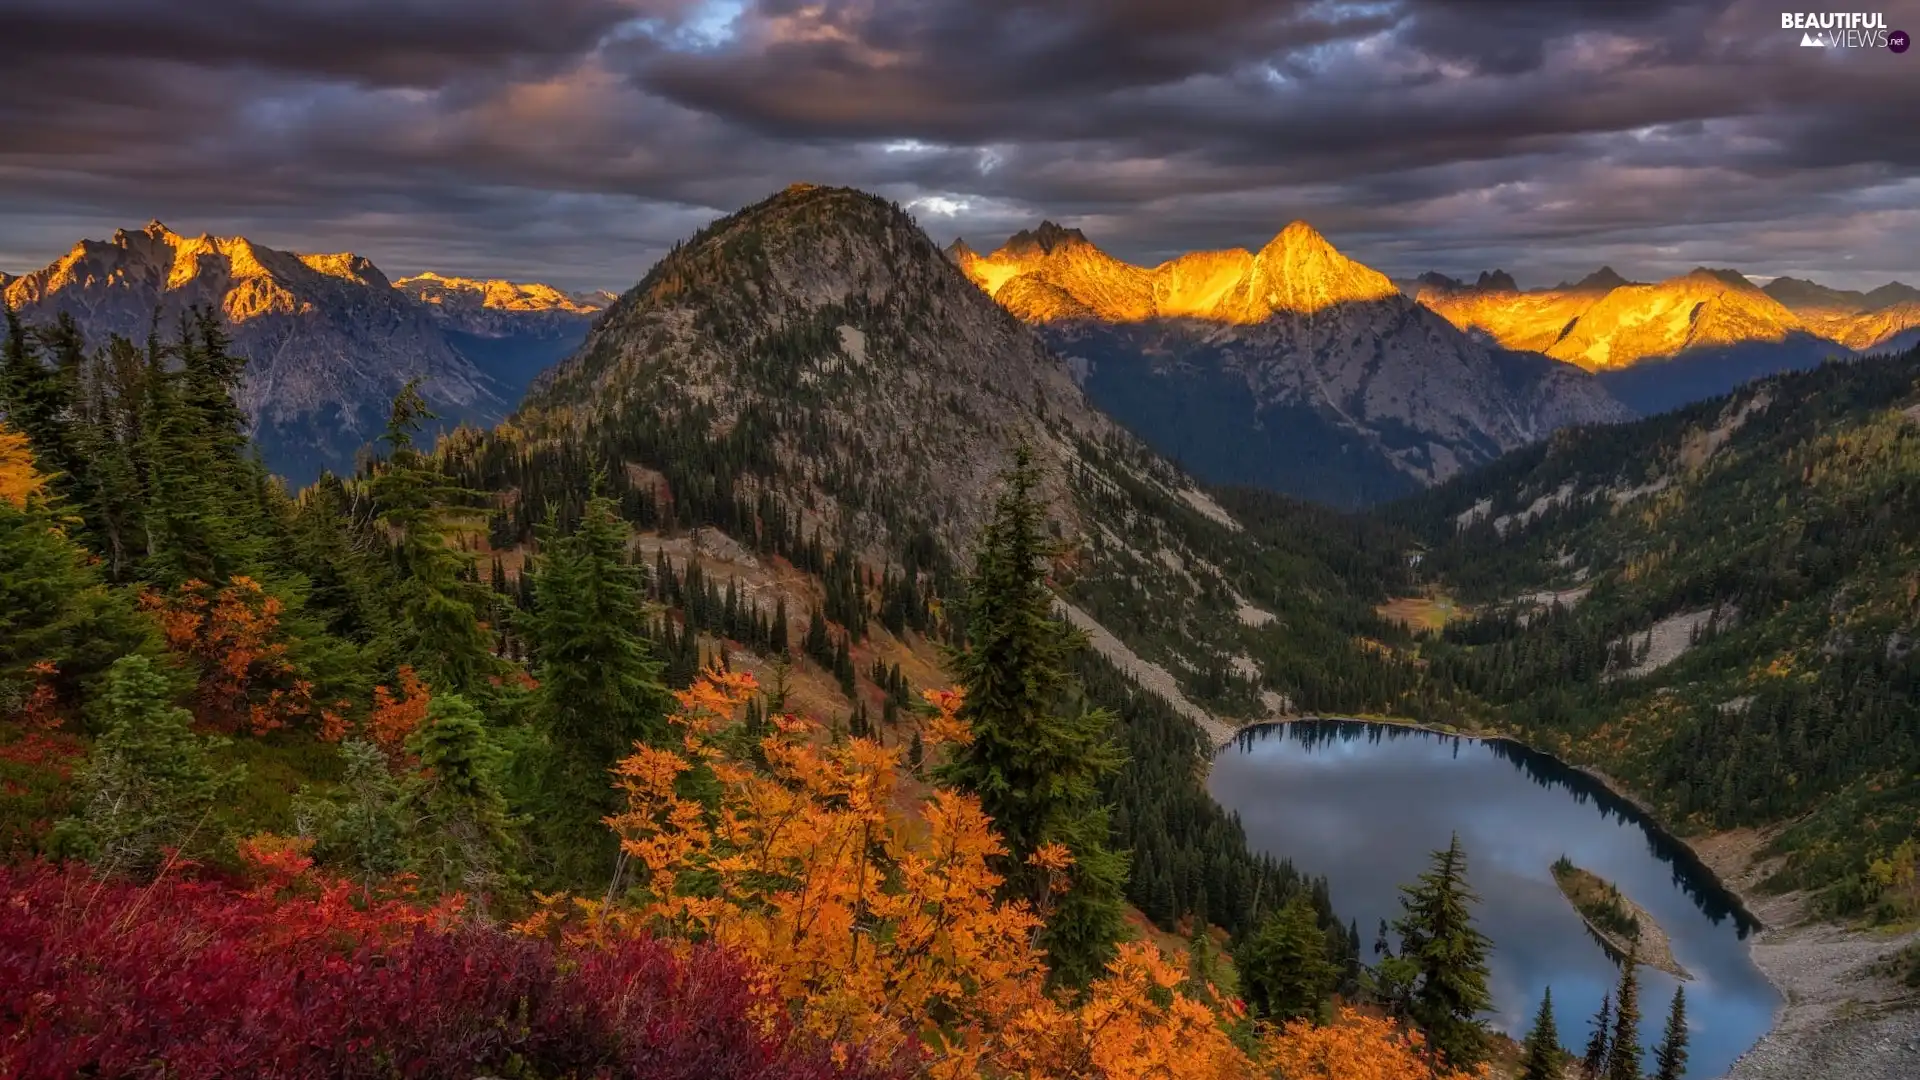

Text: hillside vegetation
xmin=1388 ymin=346 xmax=1920 ymax=920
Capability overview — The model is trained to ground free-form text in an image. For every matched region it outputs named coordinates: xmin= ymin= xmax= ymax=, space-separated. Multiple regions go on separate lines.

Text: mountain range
xmin=949 ymin=221 xmax=1631 ymax=507
xmin=1418 ymin=265 xmax=1920 ymax=414
xmin=1 ymin=222 xmax=604 ymax=482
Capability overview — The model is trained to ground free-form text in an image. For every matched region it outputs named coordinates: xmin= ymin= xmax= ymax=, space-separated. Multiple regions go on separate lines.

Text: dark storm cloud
xmin=1 ymin=0 xmax=638 ymax=85
xmin=0 ymin=0 xmax=1915 ymax=293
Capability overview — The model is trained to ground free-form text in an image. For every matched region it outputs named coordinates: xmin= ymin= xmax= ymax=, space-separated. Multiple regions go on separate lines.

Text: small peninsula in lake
xmin=1552 ymin=856 xmax=1690 ymax=980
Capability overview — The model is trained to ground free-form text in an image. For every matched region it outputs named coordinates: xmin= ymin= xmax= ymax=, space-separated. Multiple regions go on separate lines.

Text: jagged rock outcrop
xmin=951 ymin=221 xmax=1628 ymax=506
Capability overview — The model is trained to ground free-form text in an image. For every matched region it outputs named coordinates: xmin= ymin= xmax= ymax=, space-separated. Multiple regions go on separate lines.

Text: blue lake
xmin=1209 ymin=721 xmax=1780 ymax=1077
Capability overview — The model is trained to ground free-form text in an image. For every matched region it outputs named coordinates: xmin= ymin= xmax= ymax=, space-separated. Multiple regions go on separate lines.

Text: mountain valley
xmin=5 ymin=184 xmax=1919 ymax=1080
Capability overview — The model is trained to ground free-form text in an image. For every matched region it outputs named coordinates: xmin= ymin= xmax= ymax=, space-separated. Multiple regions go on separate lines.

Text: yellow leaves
xmin=989 ymin=941 xmax=1253 ymax=1080
xmin=672 ymin=667 xmax=758 ymax=733
xmin=0 ymin=424 xmax=47 ymax=508
xmin=1264 ymin=1007 xmax=1490 ymax=1080
xmin=921 ymin=687 xmax=973 ymax=748
xmin=1029 ymin=842 xmax=1076 ymax=896
xmin=557 ymin=669 xmax=1463 ymax=1080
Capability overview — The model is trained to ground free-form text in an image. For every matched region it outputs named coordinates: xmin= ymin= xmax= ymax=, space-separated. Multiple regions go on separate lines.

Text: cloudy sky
xmin=2 ymin=0 xmax=1916 ymax=292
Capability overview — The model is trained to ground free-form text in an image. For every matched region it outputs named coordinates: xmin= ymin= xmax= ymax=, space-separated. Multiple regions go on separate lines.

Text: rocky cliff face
xmin=1419 ymin=266 xmax=1920 ymax=415
xmin=951 ymin=222 xmax=1628 ymax=506
xmin=3 ymin=223 xmax=601 ymax=482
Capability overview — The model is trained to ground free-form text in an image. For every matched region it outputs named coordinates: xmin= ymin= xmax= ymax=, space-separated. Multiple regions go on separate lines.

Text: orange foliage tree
xmin=140 ymin=576 xmax=320 ymax=736
xmin=0 ymin=424 xmax=47 ymax=508
xmin=520 ymin=670 xmax=1488 ymax=1080
xmin=1264 ymin=1007 xmax=1489 ymax=1080
xmin=367 ymin=665 xmax=431 ymax=755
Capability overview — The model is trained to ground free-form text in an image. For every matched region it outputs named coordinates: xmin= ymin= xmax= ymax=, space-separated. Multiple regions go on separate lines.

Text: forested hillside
xmin=0 ymin=187 xmax=1545 ymax=1077
xmin=1385 ymin=346 xmax=1920 ymax=921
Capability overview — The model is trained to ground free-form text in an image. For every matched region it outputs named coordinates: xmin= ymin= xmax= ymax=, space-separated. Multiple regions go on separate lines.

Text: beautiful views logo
xmin=1782 ymin=11 xmax=1900 ymax=47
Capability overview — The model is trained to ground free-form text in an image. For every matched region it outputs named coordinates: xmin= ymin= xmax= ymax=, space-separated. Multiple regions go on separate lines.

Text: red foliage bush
xmin=0 ymin=861 xmax=913 ymax=1080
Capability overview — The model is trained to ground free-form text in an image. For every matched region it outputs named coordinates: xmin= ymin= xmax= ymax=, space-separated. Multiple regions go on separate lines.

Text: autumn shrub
xmin=0 ymin=859 xmax=909 ymax=1080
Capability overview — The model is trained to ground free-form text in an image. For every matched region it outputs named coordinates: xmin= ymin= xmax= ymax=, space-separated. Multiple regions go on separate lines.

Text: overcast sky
xmin=2 ymin=0 xmax=1916 ymax=293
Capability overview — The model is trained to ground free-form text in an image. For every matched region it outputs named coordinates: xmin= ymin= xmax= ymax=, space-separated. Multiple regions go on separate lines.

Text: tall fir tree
xmin=368 ymin=381 xmax=497 ymax=695
xmin=140 ymin=310 xmax=267 ymax=584
xmin=1604 ymin=952 xmax=1644 ymax=1080
xmin=522 ymin=492 xmax=671 ymax=760
xmin=938 ymin=446 xmax=1127 ymax=987
xmin=403 ymin=693 xmax=518 ymax=909
xmin=518 ymin=491 xmax=672 ymax=886
xmin=1582 ymin=992 xmax=1613 ymax=1079
xmin=1653 ymin=985 xmax=1689 ymax=1080
xmin=1380 ymin=833 xmax=1494 ymax=1069
xmin=1519 ymin=987 xmax=1564 ymax=1080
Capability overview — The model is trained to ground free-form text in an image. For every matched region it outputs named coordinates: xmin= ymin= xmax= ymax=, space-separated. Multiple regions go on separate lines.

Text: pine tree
xmin=0 ymin=448 xmax=155 ymax=706
xmin=1653 ymin=986 xmax=1689 ymax=1080
xmin=522 ymin=494 xmax=671 ymax=760
xmin=939 ymin=446 xmax=1127 ymax=987
xmin=1605 ymin=952 xmax=1643 ymax=1080
xmin=1237 ymin=893 xmax=1338 ymax=1022
xmin=1519 ymin=987 xmax=1564 ymax=1080
xmin=52 ymin=654 xmax=241 ymax=875
xmin=369 ymin=381 xmax=497 ymax=694
xmin=138 ymin=312 xmax=266 ymax=584
xmin=403 ymin=693 xmax=517 ymax=908
xmin=1381 ymin=833 xmax=1493 ymax=1069
xmin=1582 ymin=993 xmax=1613 ymax=1079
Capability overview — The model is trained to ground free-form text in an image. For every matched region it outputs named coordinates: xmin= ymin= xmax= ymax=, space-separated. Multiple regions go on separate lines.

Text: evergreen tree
xmin=138 ymin=312 xmax=266 ymax=583
xmin=1582 ymin=993 xmax=1613 ymax=1079
xmin=1236 ymin=893 xmax=1338 ymax=1022
xmin=1381 ymin=833 xmax=1493 ymax=1069
xmin=0 ymin=450 xmax=155 ymax=709
xmin=1605 ymin=953 xmax=1643 ymax=1080
xmin=522 ymin=494 xmax=671 ymax=760
xmin=52 ymin=655 xmax=241 ymax=875
xmin=403 ymin=693 xmax=518 ymax=907
xmin=1519 ymin=987 xmax=1565 ymax=1080
xmin=939 ymin=446 xmax=1127 ymax=987
xmin=294 ymin=739 xmax=404 ymax=894
xmin=369 ymin=382 xmax=496 ymax=694
xmin=0 ymin=308 xmax=72 ymax=469
xmin=1653 ymin=986 xmax=1689 ymax=1080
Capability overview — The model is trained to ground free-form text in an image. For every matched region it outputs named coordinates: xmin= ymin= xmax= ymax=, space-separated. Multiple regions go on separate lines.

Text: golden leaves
xmin=0 ymin=425 xmax=47 ymax=508
xmin=533 ymin=667 xmax=1464 ymax=1080
xmin=1263 ymin=1007 xmax=1489 ymax=1080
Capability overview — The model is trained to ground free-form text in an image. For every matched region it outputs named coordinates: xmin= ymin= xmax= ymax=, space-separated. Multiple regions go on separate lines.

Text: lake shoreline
xmin=1217 ymin=715 xmax=1765 ymax=929
xmin=1216 ymin=715 xmax=1920 ymax=1079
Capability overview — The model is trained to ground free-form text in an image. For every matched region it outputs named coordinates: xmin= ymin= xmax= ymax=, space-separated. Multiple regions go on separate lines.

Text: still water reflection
xmin=1209 ymin=721 xmax=1780 ymax=1077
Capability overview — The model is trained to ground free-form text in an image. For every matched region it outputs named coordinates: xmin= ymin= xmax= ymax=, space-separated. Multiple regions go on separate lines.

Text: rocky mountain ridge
xmin=950 ymin=221 xmax=1629 ymax=506
xmin=1417 ymin=265 xmax=1920 ymax=415
xmin=1413 ymin=263 xmax=1920 ymax=407
xmin=519 ymin=183 xmax=1394 ymax=729
xmin=3 ymin=222 xmax=603 ymax=482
